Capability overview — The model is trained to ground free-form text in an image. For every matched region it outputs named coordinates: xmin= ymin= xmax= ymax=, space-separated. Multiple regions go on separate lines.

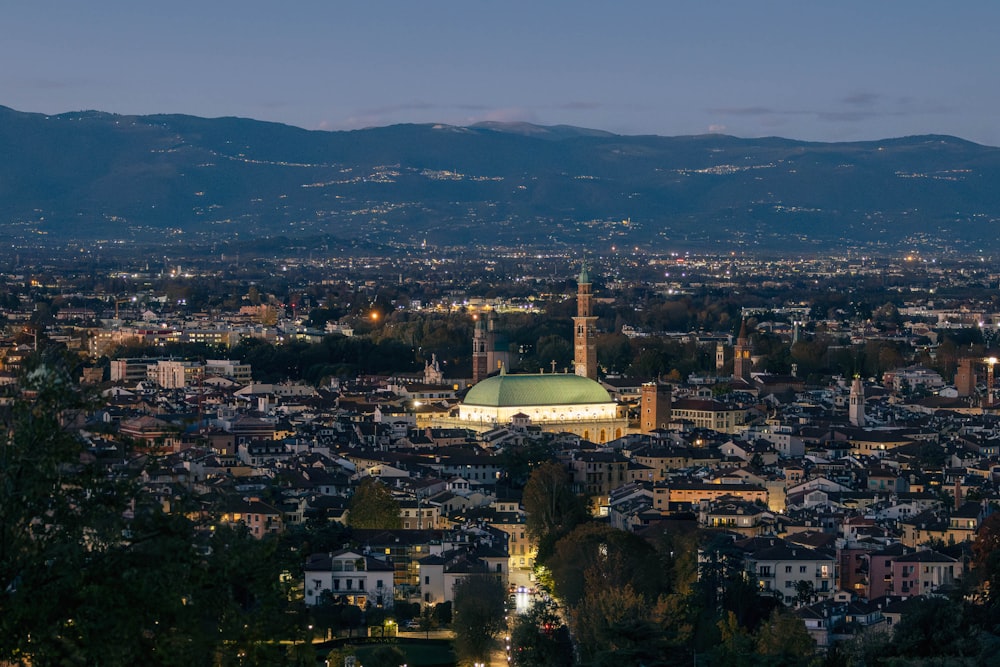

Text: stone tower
xmin=641 ymin=382 xmax=672 ymax=433
xmin=485 ymin=310 xmax=510 ymax=375
xmin=849 ymin=376 xmax=865 ymax=427
xmin=733 ymin=320 xmax=753 ymax=382
xmin=472 ymin=315 xmax=488 ymax=384
xmin=716 ymin=342 xmax=726 ymax=374
xmin=955 ymin=357 xmax=976 ymax=397
xmin=573 ymin=262 xmax=598 ymax=380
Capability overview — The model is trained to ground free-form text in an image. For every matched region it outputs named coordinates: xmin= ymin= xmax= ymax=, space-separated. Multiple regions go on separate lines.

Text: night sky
xmin=3 ymin=1 xmax=997 ymax=145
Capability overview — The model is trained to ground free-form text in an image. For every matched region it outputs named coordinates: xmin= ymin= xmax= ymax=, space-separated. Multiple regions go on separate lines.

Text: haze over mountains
xmin=2 ymin=104 xmax=1000 ymax=253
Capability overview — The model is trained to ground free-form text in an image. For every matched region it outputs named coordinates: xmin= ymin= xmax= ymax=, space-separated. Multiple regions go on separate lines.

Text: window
xmin=425 ymin=575 xmax=430 ymax=585
xmin=785 ymin=566 xmax=792 ymax=573
xmin=800 ymin=566 xmax=807 ymax=573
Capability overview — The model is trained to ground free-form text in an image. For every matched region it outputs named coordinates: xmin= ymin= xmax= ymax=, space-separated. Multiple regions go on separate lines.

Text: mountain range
xmin=2 ymin=104 xmax=1000 ymax=253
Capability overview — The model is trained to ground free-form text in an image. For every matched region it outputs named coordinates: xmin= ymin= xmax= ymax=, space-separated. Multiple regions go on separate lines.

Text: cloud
xmin=485 ymin=107 xmax=534 ymax=121
xmin=842 ymin=92 xmax=880 ymax=107
xmin=707 ymin=106 xmax=776 ymax=117
xmin=706 ymin=97 xmax=952 ymax=126
xmin=556 ymin=101 xmax=602 ymax=110
xmin=817 ymin=110 xmax=887 ymax=122
xmin=360 ymin=101 xmax=439 ymax=115
xmin=707 ymin=124 xmax=727 ymax=133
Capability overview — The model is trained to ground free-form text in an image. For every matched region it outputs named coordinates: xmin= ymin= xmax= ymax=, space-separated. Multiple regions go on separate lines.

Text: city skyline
xmin=3 ymin=1 xmax=999 ymax=146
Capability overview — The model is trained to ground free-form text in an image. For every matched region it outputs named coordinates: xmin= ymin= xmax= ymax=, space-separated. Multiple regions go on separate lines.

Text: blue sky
xmin=2 ymin=1 xmax=997 ymax=145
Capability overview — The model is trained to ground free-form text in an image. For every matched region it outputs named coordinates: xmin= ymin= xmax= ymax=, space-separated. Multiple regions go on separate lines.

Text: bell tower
xmin=472 ymin=315 xmax=488 ymax=384
xmin=733 ymin=319 xmax=753 ymax=382
xmin=849 ymin=376 xmax=866 ymax=427
xmin=573 ymin=262 xmax=598 ymax=380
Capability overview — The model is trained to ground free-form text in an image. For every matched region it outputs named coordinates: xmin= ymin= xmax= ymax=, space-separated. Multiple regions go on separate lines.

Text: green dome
xmin=464 ymin=373 xmax=612 ymax=407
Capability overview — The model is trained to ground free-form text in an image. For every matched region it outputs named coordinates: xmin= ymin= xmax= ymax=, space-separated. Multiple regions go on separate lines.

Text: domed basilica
xmin=455 ymin=264 xmax=628 ymax=444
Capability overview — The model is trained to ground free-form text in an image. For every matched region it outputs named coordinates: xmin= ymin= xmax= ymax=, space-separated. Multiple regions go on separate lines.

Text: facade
xmin=457 ymin=370 xmax=627 ymax=444
xmin=204 ymin=358 xmax=252 ymax=383
xmin=416 ymin=553 xmax=507 ymax=606
xmin=303 ymin=550 xmax=395 ymax=609
xmin=891 ymin=550 xmax=961 ymax=596
xmin=669 ymin=398 xmax=748 ymax=434
xmin=568 ymin=451 xmax=630 ymax=512
xmin=882 ymin=365 xmax=945 ymax=393
xmin=701 ymin=500 xmax=770 ymax=536
xmin=653 ymin=482 xmax=768 ymax=508
xmin=640 ymin=382 xmax=672 ymax=433
xmin=745 ymin=543 xmax=836 ymax=604
xmin=111 ymin=357 xmax=163 ymax=383
xmin=220 ymin=497 xmax=284 ymax=539
xmin=150 ymin=360 xmax=200 ymax=389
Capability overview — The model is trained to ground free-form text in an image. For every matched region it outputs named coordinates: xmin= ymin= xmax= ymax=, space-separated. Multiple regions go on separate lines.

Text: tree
xmin=973 ymin=512 xmax=1000 ymax=604
xmin=522 ymin=461 xmax=588 ymax=562
xmin=340 ymin=605 xmax=364 ymax=638
xmin=571 ymin=573 xmax=669 ymax=667
xmin=880 ymin=596 xmax=982 ymax=661
xmin=348 ymin=477 xmax=402 ymax=529
xmin=795 ymin=579 xmax=816 ymax=605
xmin=715 ymin=611 xmax=756 ymax=667
xmin=548 ymin=523 xmax=665 ymax=608
xmin=0 ymin=357 xmax=282 ymax=665
xmin=416 ymin=605 xmax=439 ymax=637
xmin=755 ymin=608 xmax=817 ymax=666
xmin=0 ymin=360 xmax=144 ymax=663
xmin=325 ymin=645 xmax=358 ymax=667
xmin=510 ymin=598 xmax=573 ymax=667
xmin=433 ymin=600 xmax=452 ymax=626
xmin=498 ymin=438 xmax=556 ymax=487
xmin=363 ymin=645 xmax=407 ymax=667
xmin=452 ymin=575 xmax=507 ymax=665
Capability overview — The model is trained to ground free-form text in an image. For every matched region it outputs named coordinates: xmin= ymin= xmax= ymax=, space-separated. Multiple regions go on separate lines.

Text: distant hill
xmin=2 ymin=104 xmax=1000 ymax=252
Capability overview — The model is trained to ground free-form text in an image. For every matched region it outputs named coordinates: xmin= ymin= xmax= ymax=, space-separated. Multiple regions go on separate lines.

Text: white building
xmin=303 ymin=549 xmax=395 ymax=609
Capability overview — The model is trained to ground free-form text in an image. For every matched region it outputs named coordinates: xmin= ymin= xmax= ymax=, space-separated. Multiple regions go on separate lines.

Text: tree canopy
xmin=347 ymin=477 xmax=402 ymax=529
xmin=522 ymin=461 xmax=588 ymax=562
xmin=452 ymin=574 xmax=507 ymax=665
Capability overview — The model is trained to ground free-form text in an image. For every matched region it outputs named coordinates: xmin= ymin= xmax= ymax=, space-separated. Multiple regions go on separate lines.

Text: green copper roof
xmin=578 ymin=260 xmax=590 ymax=285
xmin=464 ymin=373 xmax=612 ymax=407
